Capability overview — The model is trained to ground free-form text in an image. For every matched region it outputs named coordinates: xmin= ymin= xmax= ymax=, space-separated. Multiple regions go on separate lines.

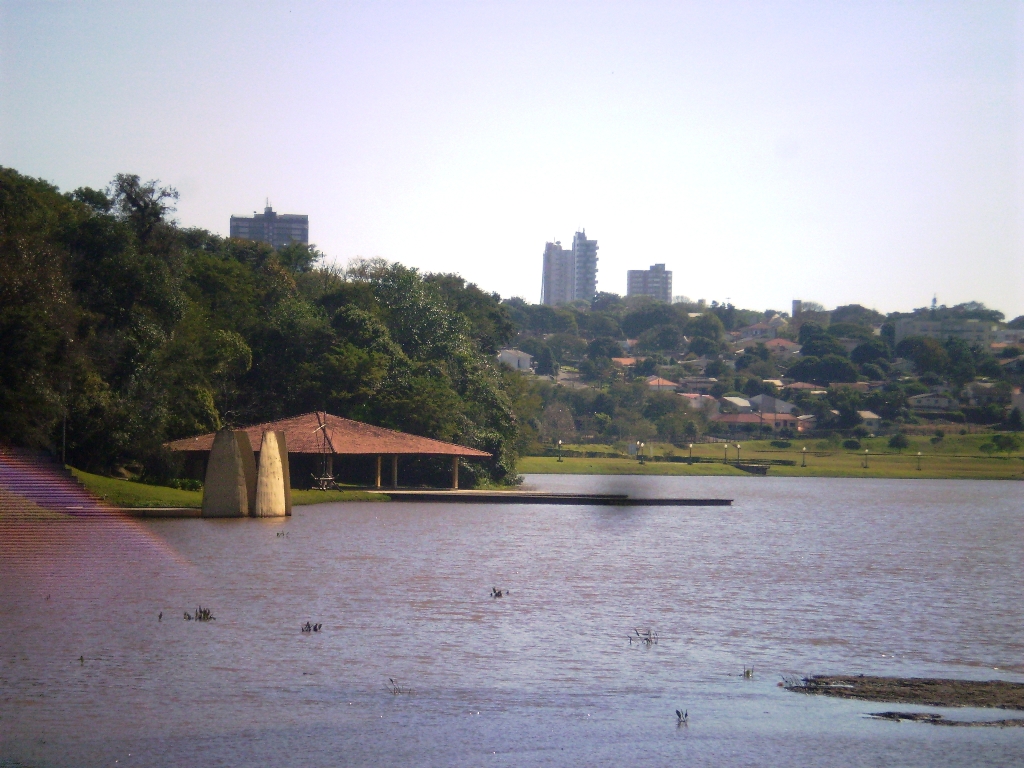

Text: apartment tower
xmin=230 ymin=205 xmax=309 ymax=249
xmin=626 ymin=263 xmax=673 ymax=303
xmin=540 ymin=229 xmax=599 ymax=305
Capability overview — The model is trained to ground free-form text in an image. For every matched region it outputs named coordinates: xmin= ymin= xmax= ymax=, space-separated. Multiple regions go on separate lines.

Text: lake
xmin=1 ymin=476 xmax=1022 ymax=766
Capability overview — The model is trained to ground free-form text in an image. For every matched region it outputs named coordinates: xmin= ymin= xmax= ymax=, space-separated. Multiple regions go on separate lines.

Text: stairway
xmin=0 ymin=447 xmax=113 ymax=516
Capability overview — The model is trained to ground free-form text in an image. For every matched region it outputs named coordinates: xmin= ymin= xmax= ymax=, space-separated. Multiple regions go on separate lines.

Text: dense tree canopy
xmin=0 ymin=167 xmax=520 ymax=486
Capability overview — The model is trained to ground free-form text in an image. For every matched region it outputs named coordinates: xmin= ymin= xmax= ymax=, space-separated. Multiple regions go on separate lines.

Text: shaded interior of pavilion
xmin=166 ymin=412 xmax=491 ymax=490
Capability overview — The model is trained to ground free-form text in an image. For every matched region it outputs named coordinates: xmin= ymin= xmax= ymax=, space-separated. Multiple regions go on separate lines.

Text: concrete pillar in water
xmin=451 ymin=456 xmax=459 ymax=489
xmin=254 ymin=430 xmax=290 ymax=517
xmin=202 ymin=429 xmax=257 ymax=517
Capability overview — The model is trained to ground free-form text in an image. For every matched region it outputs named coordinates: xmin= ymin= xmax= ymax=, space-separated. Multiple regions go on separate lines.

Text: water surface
xmin=1 ymin=476 xmax=1022 ymax=766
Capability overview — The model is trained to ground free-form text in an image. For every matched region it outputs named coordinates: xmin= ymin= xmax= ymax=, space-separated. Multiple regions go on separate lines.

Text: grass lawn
xmin=72 ymin=469 xmax=388 ymax=508
xmin=517 ymin=457 xmax=748 ymax=476
xmin=523 ymin=434 xmax=1024 ymax=480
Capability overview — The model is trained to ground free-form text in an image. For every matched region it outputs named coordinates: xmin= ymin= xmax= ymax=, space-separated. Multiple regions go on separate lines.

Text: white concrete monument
xmin=201 ymin=429 xmax=258 ymax=518
xmin=253 ymin=430 xmax=292 ymax=517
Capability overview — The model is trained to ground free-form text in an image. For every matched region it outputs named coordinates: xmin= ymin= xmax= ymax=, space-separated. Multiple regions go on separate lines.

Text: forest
xmin=0 ymin=167 xmax=529 ymax=487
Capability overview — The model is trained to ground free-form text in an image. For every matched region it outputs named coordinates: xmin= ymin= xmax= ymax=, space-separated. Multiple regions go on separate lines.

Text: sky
xmin=2 ymin=1 xmax=1022 ymax=318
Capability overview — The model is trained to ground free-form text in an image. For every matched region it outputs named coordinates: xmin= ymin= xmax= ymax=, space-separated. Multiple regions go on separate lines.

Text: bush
xmin=842 ymin=439 xmax=862 ymax=450
xmin=991 ymin=434 xmax=1021 ymax=453
xmin=770 ymin=440 xmax=791 ymax=448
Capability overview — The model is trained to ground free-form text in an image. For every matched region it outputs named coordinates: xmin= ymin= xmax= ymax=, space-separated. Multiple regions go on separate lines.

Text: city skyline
xmin=2 ymin=2 xmax=1020 ymax=316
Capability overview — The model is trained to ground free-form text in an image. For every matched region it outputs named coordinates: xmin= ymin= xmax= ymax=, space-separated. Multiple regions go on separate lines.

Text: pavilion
xmin=165 ymin=412 xmax=491 ymax=489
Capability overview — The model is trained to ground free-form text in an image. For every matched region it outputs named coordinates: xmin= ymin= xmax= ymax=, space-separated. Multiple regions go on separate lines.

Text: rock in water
xmin=254 ymin=430 xmax=290 ymax=517
xmin=202 ymin=429 xmax=258 ymax=517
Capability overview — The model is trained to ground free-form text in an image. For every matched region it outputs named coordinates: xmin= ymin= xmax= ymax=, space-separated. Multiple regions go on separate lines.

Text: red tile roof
xmin=165 ymin=412 xmax=491 ymax=458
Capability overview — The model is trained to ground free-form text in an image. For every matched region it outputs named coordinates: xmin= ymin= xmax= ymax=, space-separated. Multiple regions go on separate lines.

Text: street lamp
xmin=639 ymin=441 xmax=646 ymax=464
xmin=688 ymin=443 xmax=693 ymax=463
xmin=735 ymin=443 xmax=742 ymax=463
xmin=916 ymin=451 xmax=922 ymax=471
xmin=863 ymin=449 xmax=869 ymax=469
xmin=557 ymin=439 xmax=563 ymax=463
xmin=801 ymin=446 xmax=807 ymax=467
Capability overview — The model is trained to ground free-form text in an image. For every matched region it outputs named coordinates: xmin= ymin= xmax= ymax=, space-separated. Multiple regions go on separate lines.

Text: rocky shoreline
xmin=785 ymin=675 xmax=1024 ymax=726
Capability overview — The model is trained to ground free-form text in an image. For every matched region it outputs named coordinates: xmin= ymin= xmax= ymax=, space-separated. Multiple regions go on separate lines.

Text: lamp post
xmin=636 ymin=440 xmax=642 ymax=462
xmin=863 ymin=449 xmax=869 ymax=469
xmin=735 ymin=443 xmax=741 ymax=463
xmin=724 ymin=443 xmax=728 ymax=463
xmin=688 ymin=443 xmax=693 ymax=463
xmin=801 ymin=446 xmax=807 ymax=467
xmin=639 ymin=442 xmax=646 ymax=465
xmin=557 ymin=439 xmax=563 ymax=463
xmin=916 ymin=451 xmax=922 ymax=471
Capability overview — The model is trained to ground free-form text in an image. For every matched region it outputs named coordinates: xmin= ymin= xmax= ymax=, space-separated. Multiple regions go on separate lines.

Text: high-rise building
xmin=541 ymin=241 xmax=575 ymax=306
xmin=230 ymin=205 xmax=309 ymax=249
xmin=626 ymin=264 xmax=673 ymax=303
xmin=540 ymin=230 xmax=599 ymax=305
xmin=571 ymin=230 xmax=598 ymax=302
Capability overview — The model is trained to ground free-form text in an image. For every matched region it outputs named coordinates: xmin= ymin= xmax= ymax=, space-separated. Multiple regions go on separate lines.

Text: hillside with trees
xmin=0 ymin=167 xmax=525 ymax=486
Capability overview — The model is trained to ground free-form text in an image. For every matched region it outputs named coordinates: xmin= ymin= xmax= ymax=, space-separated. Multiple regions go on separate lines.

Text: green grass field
xmin=72 ymin=469 xmax=387 ymax=508
xmin=522 ymin=434 xmax=1024 ymax=480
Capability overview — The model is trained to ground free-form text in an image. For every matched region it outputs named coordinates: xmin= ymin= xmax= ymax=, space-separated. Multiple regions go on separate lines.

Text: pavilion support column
xmin=451 ymin=456 xmax=459 ymax=490
xmin=375 ymin=455 xmax=382 ymax=488
xmin=391 ymin=455 xmax=398 ymax=488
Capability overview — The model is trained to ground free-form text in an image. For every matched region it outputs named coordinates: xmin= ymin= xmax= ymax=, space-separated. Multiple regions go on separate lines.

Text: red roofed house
xmin=166 ymin=412 xmax=491 ymax=489
xmin=646 ymin=376 xmax=678 ymax=391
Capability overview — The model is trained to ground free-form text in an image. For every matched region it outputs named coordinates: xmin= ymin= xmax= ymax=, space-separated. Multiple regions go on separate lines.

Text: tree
xmin=1005 ymin=407 xmax=1023 ymax=432
xmin=798 ymin=322 xmax=828 ymax=344
xmin=688 ymin=336 xmax=721 ymax=356
xmin=687 ymin=313 xmax=725 ymax=341
xmin=801 ymin=336 xmax=848 ymax=358
xmin=895 ymin=336 xmax=950 ymax=374
xmin=888 ymin=433 xmax=910 ymax=453
xmin=851 ymin=339 xmax=891 ymax=365
xmin=638 ymin=324 xmax=685 ymax=352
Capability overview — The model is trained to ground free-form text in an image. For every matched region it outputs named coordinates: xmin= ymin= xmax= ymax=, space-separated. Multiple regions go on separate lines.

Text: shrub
xmin=770 ymin=440 xmax=791 ymax=448
xmin=888 ymin=433 xmax=910 ymax=453
xmin=842 ymin=439 xmax=861 ymax=450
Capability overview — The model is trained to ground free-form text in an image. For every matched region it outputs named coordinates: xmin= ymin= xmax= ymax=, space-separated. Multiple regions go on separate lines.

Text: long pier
xmin=368 ymin=490 xmax=732 ymax=506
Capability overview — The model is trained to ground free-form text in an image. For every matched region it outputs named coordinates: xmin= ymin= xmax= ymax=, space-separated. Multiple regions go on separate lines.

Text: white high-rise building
xmin=540 ymin=230 xmax=599 ymax=305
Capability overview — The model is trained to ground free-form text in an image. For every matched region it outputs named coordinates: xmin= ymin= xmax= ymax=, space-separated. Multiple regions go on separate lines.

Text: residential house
xmin=737 ymin=322 xmax=777 ymax=340
xmin=964 ymin=381 xmax=1002 ymax=406
xmin=831 ymin=382 xmax=871 ymax=394
xmin=764 ymin=338 xmax=802 ymax=356
xmin=646 ymin=376 xmax=678 ymax=391
xmin=993 ymin=328 xmax=1024 ymax=345
xmin=796 ymin=414 xmax=817 ymax=432
xmin=720 ymin=396 xmax=753 ymax=413
xmin=711 ymin=413 xmax=800 ymax=432
xmin=678 ymin=377 xmax=718 ymax=394
xmin=611 ymin=357 xmax=637 ymax=367
xmin=679 ymin=393 xmax=719 ymax=415
xmin=857 ymin=411 xmax=882 ymax=430
xmin=908 ymin=393 xmax=957 ymax=411
xmin=497 ymin=349 xmax=533 ymax=371
xmin=748 ymin=394 xmax=798 ymax=414
xmin=784 ymin=381 xmax=827 ymax=395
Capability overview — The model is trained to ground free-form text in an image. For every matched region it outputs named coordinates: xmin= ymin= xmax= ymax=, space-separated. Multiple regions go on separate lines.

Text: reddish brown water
xmin=1 ymin=476 xmax=1022 ymax=766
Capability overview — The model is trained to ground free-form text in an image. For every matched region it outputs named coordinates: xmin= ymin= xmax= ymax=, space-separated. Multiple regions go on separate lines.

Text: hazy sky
xmin=2 ymin=1 xmax=1022 ymax=317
